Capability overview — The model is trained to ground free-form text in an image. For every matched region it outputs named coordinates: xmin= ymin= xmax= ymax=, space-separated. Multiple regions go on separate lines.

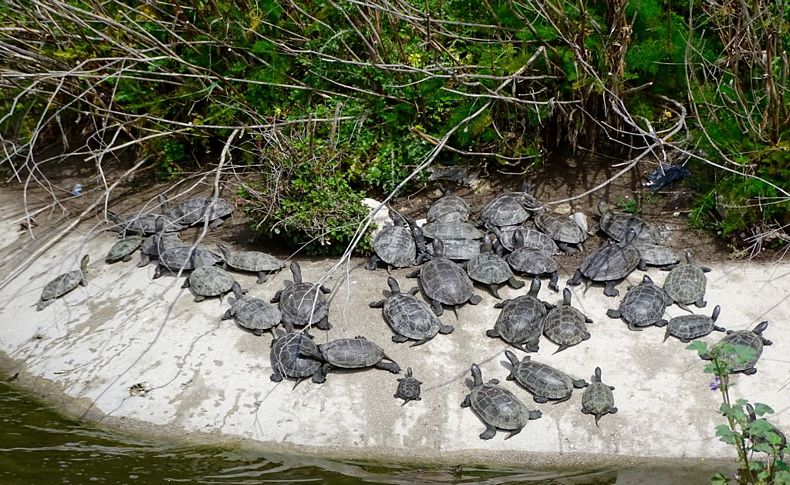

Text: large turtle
xmin=566 ymin=235 xmax=643 ymax=297
xmin=431 ymin=238 xmax=481 ymax=261
xmin=466 ymin=235 xmax=524 ymax=298
xmin=606 ymin=275 xmax=670 ymax=331
xmin=427 ymin=189 xmax=470 ymax=223
xmin=487 ymin=278 xmax=553 ymax=352
xmin=497 ymin=226 xmax=559 ymax=255
xmin=301 ymin=336 xmax=401 ymax=383
xmin=222 ymin=282 xmax=282 ymax=336
xmin=632 ymin=242 xmax=679 ymax=268
xmin=664 ymin=305 xmax=725 ymax=343
xmin=581 ymin=367 xmax=617 ymax=427
xmin=461 ymin=364 xmax=542 ymax=440
xmin=506 ymin=231 xmax=559 ymax=291
xmin=269 ymin=322 xmax=322 ymax=384
xmin=36 ymin=255 xmax=89 ymax=311
xmin=407 ymin=239 xmax=481 ymax=316
xmin=534 ymin=210 xmax=587 ymax=255
xmin=153 ymin=245 xmax=221 ymax=278
xmin=217 ymin=244 xmax=285 ymax=284
xmin=542 ymin=288 xmax=593 ymax=353
xmin=163 ymin=195 xmax=234 ymax=228
xmin=369 ymin=276 xmax=454 ymax=345
xmin=394 ymin=367 xmax=423 ymax=405
xmin=105 ymin=235 xmax=143 ymax=264
xmin=597 ymin=202 xmax=661 ymax=244
xmin=663 ymin=251 xmax=711 ymax=311
xmin=182 ymin=266 xmax=237 ymax=302
xmin=503 ymin=350 xmax=587 ymax=403
xmin=421 ymin=221 xmax=483 ymax=241
xmin=271 ymin=261 xmax=331 ymax=330
xmin=479 ymin=183 xmax=540 ymax=228
xmin=367 ymin=210 xmax=418 ymax=271
xmin=703 ymin=321 xmax=772 ymax=375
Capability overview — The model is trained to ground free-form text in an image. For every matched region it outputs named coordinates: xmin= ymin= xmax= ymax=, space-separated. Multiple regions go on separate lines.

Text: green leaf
xmin=715 ymin=424 xmax=739 ymax=445
xmin=753 ymin=403 xmax=774 ymax=417
xmin=686 ymin=341 xmax=708 ymax=356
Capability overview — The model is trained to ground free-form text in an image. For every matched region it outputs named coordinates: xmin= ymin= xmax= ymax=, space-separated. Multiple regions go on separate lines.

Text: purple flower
xmin=710 ymin=376 xmax=722 ymax=391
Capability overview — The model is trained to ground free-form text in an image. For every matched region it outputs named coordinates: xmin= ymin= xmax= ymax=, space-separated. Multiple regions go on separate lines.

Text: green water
xmin=0 ymin=381 xmax=618 ymax=484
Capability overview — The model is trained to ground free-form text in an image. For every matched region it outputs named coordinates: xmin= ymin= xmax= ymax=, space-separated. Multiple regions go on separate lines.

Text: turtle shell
xmin=633 ymin=242 xmax=678 ymax=267
xmin=714 ymin=327 xmax=767 ymax=373
xmin=187 ymin=266 xmax=235 ymax=297
xmin=427 ymin=195 xmax=470 ymax=223
xmin=600 ymin=211 xmax=661 ymax=244
xmin=422 ymin=222 xmax=482 ymax=240
xmin=467 ymin=252 xmax=513 ymax=285
xmin=39 ymin=270 xmax=84 ymax=304
xmin=580 ymin=242 xmax=640 ymax=281
xmin=373 ymin=225 xmax=416 ymax=268
xmin=158 ymin=246 xmax=220 ymax=272
xmin=382 ymin=294 xmax=444 ymax=341
xmin=508 ymin=357 xmax=580 ymax=401
xmin=168 ymin=197 xmax=233 ymax=225
xmin=581 ymin=367 xmax=616 ymax=425
xmin=666 ymin=314 xmax=716 ymax=341
xmin=480 ymin=193 xmax=536 ymax=227
xmin=114 ymin=213 xmax=183 ymax=234
xmin=469 ymin=382 xmax=529 ymax=431
xmin=321 ymin=337 xmax=385 ymax=368
xmin=224 ymin=250 xmax=284 ymax=272
xmin=141 ymin=233 xmax=182 ymax=257
xmin=664 ymin=262 xmax=707 ymax=305
xmin=542 ymin=306 xmax=591 ymax=349
xmin=490 ymin=295 xmax=548 ymax=348
xmin=614 ymin=278 xmax=668 ymax=327
xmin=432 ymin=238 xmax=480 ymax=261
xmin=507 ymin=248 xmax=558 ymax=275
xmin=419 ymin=258 xmax=475 ymax=306
xmin=228 ymin=296 xmax=281 ymax=333
xmin=395 ymin=368 xmax=422 ymax=403
xmin=535 ymin=212 xmax=586 ymax=244
xmin=270 ymin=331 xmax=322 ymax=380
xmin=105 ymin=236 xmax=143 ymax=263
xmin=278 ymin=282 xmax=330 ymax=326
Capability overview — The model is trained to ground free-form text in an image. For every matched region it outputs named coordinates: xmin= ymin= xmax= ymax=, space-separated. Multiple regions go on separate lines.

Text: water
xmin=0 ymin=381 xmax=618 ymax=484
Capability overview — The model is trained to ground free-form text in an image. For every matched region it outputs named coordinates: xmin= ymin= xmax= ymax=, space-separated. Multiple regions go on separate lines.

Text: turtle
xmin=486 ymin=278 xmax=553 ymax=352
xmin=217 ymin=244 xmax=285 ymax=284
xmin=367 ymin=210 xmax=418 ymax=271
xmin=461 ymin=364 xmax=542 ymax=440
xmin=421 ymin=221 xmax=483 ymax=241
xmin=271 ymin=261 xmax=332 ymax=330
xmin=597 ymin=201 xmax=662 ymax=244
xmin=479 ymin=183 xmax=540 ymax=228
xmin=606 ymin=275 xmax=670 ymax=331
xmin=663 ymin=251 xmax=711 ymax=311
xmin=703 ymin=321 xmax=772 ymax=375
xmin=300 ymin=336 xmax=401 ymax=383
xmin=466 ymin=235 xmax=524 ymax=298
xmin=153 ymin=245 xmax=221 ymax=278
xmin=269 ymin=322 xmax=322 ymax=384
xmin=222 ymin=282 xmax=282 ymax=336
xmin=138 ymin=217 xmax=183 ymax=267
xmin=105 ymin=235 xmax=143 ymax=264
xmin=632 ymin=242 xmax=679 ymax=268
xmin=407 ymin=239 xmax=481 ymax=316
xmin=745 ymin=403 xmax=787 ymax=456
xmin=542 ymin=288 xmax=593 ymax=353
xmin=163 ymin=195 xmax=234 ymax=228
xmin=427 ymin=189 xmax=470 ymax=223
xmin=581 ymin=367 xmax=617 ymax=427
xmin=370 ymin=276 xmax=454 ymax=345
xmin=431 ymin=238 xmax=481 ymax=261
xmin=108 ymin=206 xmax=183 ymax=235
xmin=495 ymin=226 xmax=559 ymax=255
xmin=664 ymin=305 xmax=725 ymax=343
xmin=182 ymin=265 xmax=237 ymax=302
xmin=394 ymin=367 xmax=423 ymax=405
xmin=36 ymin=255 xmax=89 ymax=311
xmin=503 ymin=350 xmax=587 ymax=403
xmin=506 ymin=230 xmax=560 ymax=291
xmin=566 ymin=235 xmax=643 ymax=297
xmin=533 ymin=210 xmax=587 ymax=255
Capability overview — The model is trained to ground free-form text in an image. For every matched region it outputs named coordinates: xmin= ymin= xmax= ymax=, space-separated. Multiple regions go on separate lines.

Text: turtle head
xmin=753 ymin=320 xmax=769 ymax=335
xmin=745 ymin=403 xmax=757 ymax=422
xmin=157 ymin=193 xmax=171 ymax=210
xmin=504 ymin=350 xmax=520 ymax=366
xmin=593 ymin=366 xmax=602 ymax=382
xmin=386 ymin=276 xmax=401 ymax=295
xmin=596 ymin=201 xmax=608 ymax=216
xmin=623 ymin=227 xmax=638 ymax=245
xmin=433 ymin=238 xmax=446 ymax=258
xmin=470 ymin=364 xmax=483 ymax=387
xmin=231 ymin=281 xmax=243 ymax=299
xmin=642 ymin=274 xmax=654 ymax=285
xmin=405 ymin=367 xmax=413 ymax=377
xmin=562 ymin=287 xmax=572 ymax=306
xmin=520 ymin=180 xmax=532 ymax=195
xmin=388 ymin=208 xmax=406 ymax=227
xmin=481 ymin=234 xmax=494 ymax=253
xmin=80 ymin=254 xmax=90 ymax=272
xmin=527 ymin=277 xmax=541 ymax=297
xmin=711 ymin=305 xmax=721 ymax=322
xmin=217 ymin=243 xmax=230 ymax=258
xmin=685 ymin=250 xmax=694 ymax=264
xmin=512 ymin=228 xmax=525 ymax=250
xmin=154 ymin=216 xmax=166 ymax=234
xmin=289 ymin=261 xmax=302 ymax=284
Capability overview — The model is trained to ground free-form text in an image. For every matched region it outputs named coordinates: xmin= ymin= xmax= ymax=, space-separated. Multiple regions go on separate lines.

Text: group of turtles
xmin=33 ymin=186 xmax=775 ymax=441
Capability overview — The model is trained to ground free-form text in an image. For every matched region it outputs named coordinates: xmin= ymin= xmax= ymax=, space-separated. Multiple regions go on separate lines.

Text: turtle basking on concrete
xmin=503 ymin=350 xmax=587 ymax=403
xmin=487 ymin=278 xmax=553 ymax=352
xmin=270 ymin=322 xmax=322 ymax=384
xmin=138 ymin=217 xmax=183 ymax=267
xmin=466 ymin=235 xmax=524 ymax=298
xmin=542 ymin=288 xmax=593 ymax=353
xmin=105 ymin=235 xmax=143 ymax=264
xmin=162 ymin=194 xmax=234 ymax=228
xmin=606 ymin=275 xmax=670 ymax=331
xmin=506 ymin=230 xmax=559 ymax=291
xmin=153 ymin=245 xmax=221 ymax=278
xmin=664 ymin=305 xmax=725 ymax=343
xmin=217 ymin=244 xmax=285 ymax=284
xmin=370 ymin=276 xmax=454 ymax=345
xmin=703 ymin=321 xmax=772 ymax=375
xmin=461 ymin=364 xmax=542 ymax=440
xmin=566 ymin=233 xmax=643 ymax=297
xmin=394 ymin=367 xmax=423 ymax=405
xmin=533 ymin=210 xmax=587 ymax=255
xmin=36 ymin=255 xmax=89 ymax=311
xmin=495 ymin=226 xmax=559 ymax=255
xmin=222 ymin=282 xmax=281 ymax=336
xmin=431 ymin=238 xmax=481 ymax=261
xmin=663 ymin=251 xmax=711 ymax=311
xmin=632 ymin=242 xmax=679 ymax=268
xmin=745 ymin=403 xmax=787 ymax=456
xmin=597 ymin=201 xmax=661 ymax=244
xmin=421 ymin=221 xmax=483 ymax=241
xmin=367 ymin=209 xmax=419 ymax=271
xmin=182 ymin=266 xmax=237 ymax=302
xmin=271 ymin=261 xmax=331 ymax=330
xmin=427 ymin=188 xmax=470 ymax=223
xmin=108 ymin=196 xmax=183 ymax=235
xmin=407 ymin=239 xmax=481 ymax=316
xmin=301 ymin=336 xmax=401 ymax=384
xmin=581 ymin=367 xmax=617 ymax=427
xmin=479 ymin=183 xmax=540 ymax=228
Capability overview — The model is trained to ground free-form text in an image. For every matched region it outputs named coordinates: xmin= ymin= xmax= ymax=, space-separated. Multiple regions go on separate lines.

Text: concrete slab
xmin=0 ymin=194 xmax=787 ymax=473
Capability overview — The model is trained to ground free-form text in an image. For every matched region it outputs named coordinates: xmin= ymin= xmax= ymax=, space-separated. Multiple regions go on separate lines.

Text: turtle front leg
xmin=566 ymin=270 xmax=583 ymax=287
xmin=603 ymin=280 xmax=620 ymax=297
xmin=487 ymin=284 xmax=502 ymax=299
xmin=468 ymin=294 xmax=482 ymax=305
xmin=315 ymin=316 xmax=332 ymax=331
xmin=209 ymin=218 xmax=224 ymax=230
xmin=508 ymin=276 xmax=525 ymax=289
xmin=365 ymin=255 xmax=380 ymax=271
xmin=312 ymin=364 xmax=330 ymax=384
xmin=695 ymin=298 xmax=707 ymax=308
xmin=270 ymin=370 xmax=284 ymax=382
xmin=548 ymin=271 xmax=559 ymax=292
xmin=374 ymin=361 xmax=401 ymax=374
xmin=438 ymin=323 xmax=454 ymax=334
xmin=461 ymin=394 xmax=471 ymax=408
xmin=743 ymin=367 xmax=758 ymax=375
xmin=270 ymin=290 xmax=283 ymax=303
xmin=391 ymin=334 xmax=409 ymax=343
xmin=430 ymin=300 xmax=444 ymax=316
xmin=556 ymin=242 xmax=577 ymax=255
xmin=221 ymin=309 xmax=233 ymax=320
xmin=480 ymin=423 xmax=497 ymax=440
xmin=138 ymin=254 xmax=151 ymax=267
xmin=122 ymin=255 xmax=132 ymax=262
xmin=604 ymin=308 xmax=619 ymax=320
xmin=256 ymin=272 xmax=269 ymax=284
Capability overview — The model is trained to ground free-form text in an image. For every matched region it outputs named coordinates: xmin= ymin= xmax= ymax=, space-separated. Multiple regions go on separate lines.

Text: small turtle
xmin=182 ymin=266 xmax=237 ymax=302
xmin=222 ymin=282 xmax=282 ymax=335
xmin=633 ymin=242 xmax=679 ymax=268
xmin=507 ymin=230 xmax=559 ymax=291
xmin=466 ymin=235 xmax=524 ymax=298
xmin=542 ymin=288 xmax=593 ymax=353
xmin=217 ymin=244 xmax=285 ymax=284
xmin=431 ymin=238 xmax=481 ymax=261
xmin=479 ymin=183 xmax=540 ymax=228
xmin=745 ymin=403 xmax=787 ymax=455
xmin=163 ymin=195 xmax=234 ymax=228
xmin=153 ymin=246 xmax=221 ymax=278
xmin=534 ymin=210 xmax=587 ymax=254
xmin=269 ymin=322 xmax=322 ymax=384
xmin=301 ymin=336 xmax=401 ymax=383
xmin=36 ymin=255 xmax=89 ymax=311
xmin=663 ymin=251 xmax=711 ymax=311
xmin=703 ymin=321 xmax=772 ymax=375
xmin=606 ymin=275 xmax=670 ymax=331
xmin=461 ymin=364 xmax=542 ymax=440
xmin=487 ymin=278 xmax=553 ymax=352
xmin=105 ymin=235 xmax=143 ymax=264
xmin=581 ymin=367 xmax=617 ymax=427
xmin=370 ymin=276 xmax=454 ymax=345
xmin=664 ymin=305 xmax=725 ymax=343
xmin=566 ymin=234 xmax=643 ymax=297
xmin=407 ymin=239 xmax=481 ymax=316
xmin=138 ymin=217 xmax=183 ymax=267
xmin=597 ymin=202 xmax=662 ymax=244
xmin=427 ymin=188 xmax=470 ymax=223
xmin=108 ymin=201 xmax=183 ymax=235
xmin=503 ymin=350 xmax=586 ymax=403
xmin=421 ymin=221 xmax=483 ymax=240
xmin=394 ymin=367 xmax=423 ymax=405
xmin=271 ymin=261 xmax=331 ymax=330
xmin=367 ymin=210 xmax=418 ymax=271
